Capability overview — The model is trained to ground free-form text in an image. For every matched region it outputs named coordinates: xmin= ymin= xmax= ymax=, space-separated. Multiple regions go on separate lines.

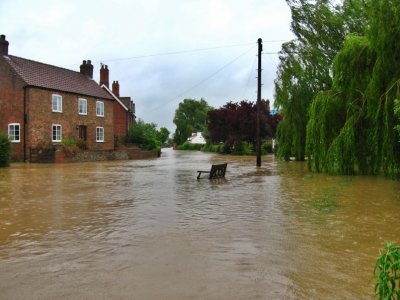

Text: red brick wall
xmin=114 ymin=102 xmax=128 ymax=137
xmin=26 ymin=88 xmax=114 ymax=153
xmin=0 ymin=57 xmax=25 ymax=160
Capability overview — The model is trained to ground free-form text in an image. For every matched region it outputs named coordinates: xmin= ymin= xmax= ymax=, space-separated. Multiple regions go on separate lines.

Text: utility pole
xmin=256 ymin=38 xmax=262 ymax=167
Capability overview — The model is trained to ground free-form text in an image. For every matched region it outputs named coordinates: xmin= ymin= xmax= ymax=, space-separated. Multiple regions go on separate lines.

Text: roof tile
xmin=5 ymin=55 xmax=112 ymax=100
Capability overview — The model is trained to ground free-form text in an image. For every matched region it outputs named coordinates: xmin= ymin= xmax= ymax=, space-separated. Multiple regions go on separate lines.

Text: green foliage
xmin=275 ymin=0 xmax=369 ymax=162
xmin=61 ymin=137 xmax=76 ymax=146
xmin=125 ymin=119 xmax=163 ymax=151
xmin=176 ymin=142 xmax=204 ymax=151
xmin=394 ymin=99 xmax=400 ymax=140
xmin=262 ymin=140 xmax=274 ymax=154
xmin=202 ymin=143 xmax=227 ymax=154
xmin=305 ymin=0 xmax=400 ymax=177
xmin=374 ymin=242 xmax=400 ymax=299
xmin=231 ymin=141 xmax=253 ymax=155
xmin=0 ymin=131 xmax=11 ymax=167
xmin=156 ymin=127 xmax=170 ymax=145
xmin=278 ymin=0 xmax=400 ymax=177
xmin=173 ymin=98 xmax=212 ymax=145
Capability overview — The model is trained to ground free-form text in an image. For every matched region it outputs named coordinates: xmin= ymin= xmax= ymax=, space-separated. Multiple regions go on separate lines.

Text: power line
xmin=149 ymin=44 xmax=257 ymax=112
xmin=242 ymin=54 xmax=257 ymax=99
xmin=93 ymin=40 xmax=287 ymax=64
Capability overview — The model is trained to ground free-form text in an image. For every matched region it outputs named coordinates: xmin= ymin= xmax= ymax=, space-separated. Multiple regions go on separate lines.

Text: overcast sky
xmin=0 ymin=0 xmax=293 ymax=133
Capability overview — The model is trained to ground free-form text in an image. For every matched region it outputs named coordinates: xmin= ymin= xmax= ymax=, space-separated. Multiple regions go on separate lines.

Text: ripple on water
xmin=0 ymin=150 xmax=400 ymax=299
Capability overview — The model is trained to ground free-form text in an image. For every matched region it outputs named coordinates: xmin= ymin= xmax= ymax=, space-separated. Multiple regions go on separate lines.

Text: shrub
xmin=177 ymin=142 xmax=204 ymax=151
xmin=61 ymin=137 xmax=76 ymax=146
xmin=374 ymin=242 xmax=400 ymax=299
xmin=75 ymin=138 xmax=87 ymax=150
xmin=262 ymin=140 xmax=274 ymax=154
xmin=0 ymin=131 xmax=11 ymax=167
xmin=125 ymin=119 xmax=162 ymax=152
xmin=232 ymin=141 xmax=253 ymax=155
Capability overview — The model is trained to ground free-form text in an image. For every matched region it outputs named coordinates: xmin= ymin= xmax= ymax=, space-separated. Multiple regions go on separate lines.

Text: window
xmin=78 ymin=98 xmax=87 ymax=115
xmin=52 ymin=124 xmax=62 ymax=142
xmin=96 ymin=101 xmax=104 ymax=117
xmin=8 ymin=123 xmax=20 ymax=142
xmin=96 ymin=127 xmax=104 ymax=142
xmin=52 ymin=94 xmax=62 ymax=112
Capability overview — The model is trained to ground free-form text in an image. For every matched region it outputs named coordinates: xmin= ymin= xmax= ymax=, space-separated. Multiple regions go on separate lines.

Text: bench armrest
xmin=197 ymin=170 xmax=210 ymax=179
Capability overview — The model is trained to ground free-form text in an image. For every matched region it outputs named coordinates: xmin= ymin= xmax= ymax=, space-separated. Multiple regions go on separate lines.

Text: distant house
xmin=187 ymin=132 xmax=206 ymax=144
xmin=0 ymin=35 xmax=135 ymax=161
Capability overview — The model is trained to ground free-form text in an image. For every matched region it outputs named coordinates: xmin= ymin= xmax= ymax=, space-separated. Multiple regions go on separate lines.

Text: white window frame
xmin=96 ymin=127 xmax=104 ymax=142
xmin=52 ymin=94 xmax=62 ymax=113
xmin=96 ymin=101 xmax=104 ymax=117
xmin=78 ymin=98 xmax=87 ymax=115
xmin=52 ymin=124 xmax=62 ymax=142
xmin=8 ymin=123 xmax=20 ymax=143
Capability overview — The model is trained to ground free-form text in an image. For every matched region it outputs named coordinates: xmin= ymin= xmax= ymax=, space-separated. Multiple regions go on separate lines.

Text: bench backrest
xmin=209 ymin=163 xmax=227 ymax=179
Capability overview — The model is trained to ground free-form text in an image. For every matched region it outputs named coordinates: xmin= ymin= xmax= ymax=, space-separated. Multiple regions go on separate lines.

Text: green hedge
xmin=0 ymin=131 xmax=11 ymax=167
xmin=176 ymin=142 xmax=205 ymax=151
xmin=177 ymin=140 xmax=275 ymax=156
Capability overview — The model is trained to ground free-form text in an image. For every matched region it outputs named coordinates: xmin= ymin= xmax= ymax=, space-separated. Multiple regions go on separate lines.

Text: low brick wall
xmin=31 ymin=146 xmax=158 ymax=163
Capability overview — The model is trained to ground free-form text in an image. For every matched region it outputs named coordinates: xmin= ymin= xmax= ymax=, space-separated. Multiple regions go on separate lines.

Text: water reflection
xmin=0 ymin=148 xmax=400 ymax=299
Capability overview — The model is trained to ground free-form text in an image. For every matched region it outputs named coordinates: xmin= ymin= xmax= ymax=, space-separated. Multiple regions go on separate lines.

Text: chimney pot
xmin=0 ymin=34 xmax=9 ymax=56
xmin=80 ymin=59 xmax=93 ymax=79
xmin=100 ymin=64 xmax=109 ymax=88
xmin=112 ymin=80 xmax=120 ymax=98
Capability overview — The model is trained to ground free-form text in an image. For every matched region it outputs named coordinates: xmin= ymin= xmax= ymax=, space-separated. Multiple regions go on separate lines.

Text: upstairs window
xmin=52 ymin=124 xmax=62 ymax=142
xmin=96 ymin=127 xmax=104 ymax=142
xmin=52 ymin=94 xmax=62 ymax=112
xmin=78 ymin=98 xmax=87 ymax=115
xmin=8 ymin=123 xmax=20 ymax=142
xmin=96 ymin=101 xmax=104 ymax=117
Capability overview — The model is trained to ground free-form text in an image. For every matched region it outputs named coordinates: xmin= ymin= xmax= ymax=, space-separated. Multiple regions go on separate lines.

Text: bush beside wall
xmin=0 ymin=131 xmax=11 ymax=167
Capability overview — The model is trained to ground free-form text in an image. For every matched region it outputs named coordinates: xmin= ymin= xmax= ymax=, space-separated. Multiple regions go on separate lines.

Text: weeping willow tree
xmin=307 ymin=35 xmax=374 ymax=174
xmin=306 ymin=0 xmax=400 ymax=177
xmin=275 ymin=41 xmax=314 ymax=161
xmin=275 ymin=0 xmax=366 ymax=161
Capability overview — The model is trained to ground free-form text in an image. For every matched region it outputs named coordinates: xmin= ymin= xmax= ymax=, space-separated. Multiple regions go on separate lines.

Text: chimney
xmin=0 ymin=35 xmax=9 ymax=56
xmin=80 ymin=59 xmax=93 ymax=79
xmin=112 ymin=80 xmax=120 ymax=97
xmin=100 ymin=64 xmax=109 ymax=88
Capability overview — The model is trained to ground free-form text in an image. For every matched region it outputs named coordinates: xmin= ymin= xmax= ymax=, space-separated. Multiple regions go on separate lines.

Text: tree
xmin=207 ymin=99 xmax=281 ymax=152
xmin=157 ymin=127 xmax=170 ymax=145
xmin=306 ymin=0 xmax=400 ymax=177
xmin=274 ymin=0 xmax=368 ymax=161
xmin=125 ymin=119 xmax=168 ymax=152
xmin=173 ymin=98 xmax=212 ymax=145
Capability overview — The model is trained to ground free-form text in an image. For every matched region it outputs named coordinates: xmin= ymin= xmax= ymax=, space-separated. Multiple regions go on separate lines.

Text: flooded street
xmin=1 ymin=148 xmax=400 ymax=299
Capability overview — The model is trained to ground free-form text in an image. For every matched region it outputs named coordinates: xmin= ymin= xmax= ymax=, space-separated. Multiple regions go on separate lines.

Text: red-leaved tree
xmin=207 ymin=99 xmax=282 ymax=150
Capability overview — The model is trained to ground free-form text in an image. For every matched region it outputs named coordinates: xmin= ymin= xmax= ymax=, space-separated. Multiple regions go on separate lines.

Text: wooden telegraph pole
xmin=256 ymin=38 xmax=263 ymax=167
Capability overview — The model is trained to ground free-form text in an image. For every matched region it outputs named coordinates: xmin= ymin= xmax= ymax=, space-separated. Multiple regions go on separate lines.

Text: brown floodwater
xmin=0 ymin=148 xmax=400 ymax=299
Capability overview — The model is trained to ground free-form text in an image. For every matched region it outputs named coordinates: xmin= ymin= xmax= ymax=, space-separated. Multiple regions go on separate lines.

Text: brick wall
xmin=26 ymin=88 xmax=115 ymax=153
xmin=0 ymin=56 xmax=25 ymax=160
xmin=114 ymin=102 xmax=128 ymax=137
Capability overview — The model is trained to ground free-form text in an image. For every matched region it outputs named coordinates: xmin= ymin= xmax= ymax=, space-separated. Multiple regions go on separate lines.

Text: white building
xmin=187 ymin=132 xmax=206 ymax=144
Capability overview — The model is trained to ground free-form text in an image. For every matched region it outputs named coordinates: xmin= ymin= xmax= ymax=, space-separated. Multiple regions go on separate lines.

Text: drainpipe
xmin=23 ymin=86 xmax=27 ymax=162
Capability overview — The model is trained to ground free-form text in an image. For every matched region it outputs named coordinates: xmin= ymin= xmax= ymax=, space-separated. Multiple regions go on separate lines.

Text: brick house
xmin=0 ymin=35 xmax=117 ymax=161
xmin=99 ymin=65 xmax=136 ymax=139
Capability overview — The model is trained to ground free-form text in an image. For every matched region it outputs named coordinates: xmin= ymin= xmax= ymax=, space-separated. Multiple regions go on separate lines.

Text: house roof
xmin=4 ymin=55 xmax=112 ymax=100
xmin=101 ymin=84 xmax=129 ymax=111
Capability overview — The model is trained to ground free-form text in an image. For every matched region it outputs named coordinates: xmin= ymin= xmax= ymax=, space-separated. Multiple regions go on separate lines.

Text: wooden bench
xmin=197 ymin=163 xmax=227 ymax=179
